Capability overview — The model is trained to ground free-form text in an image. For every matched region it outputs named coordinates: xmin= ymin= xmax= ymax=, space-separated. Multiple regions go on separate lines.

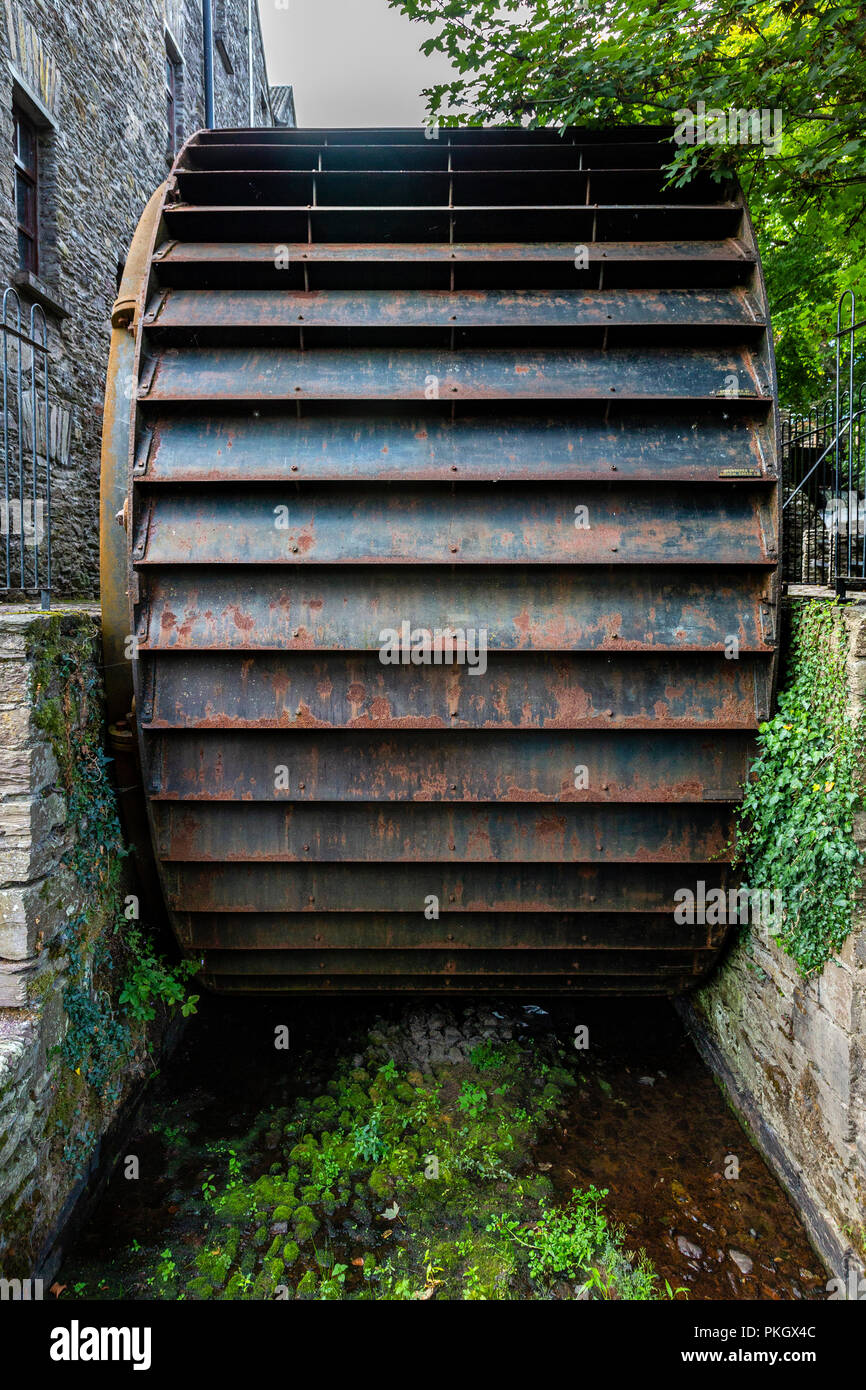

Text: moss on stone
xmin=216 ymin=1189 xmax=252 ymax=1221
xmin=291 ymin=1205 xmax=320 ymax=1243
xmin=368 ymin=1166 xmax=391 ymax=1198
xmin=223 ymin=1271 xmax=248 ymax=1299
xmin=186 ymin=1278 xmax=215 ymax=1300
xmin=195 ymin=1246 xmax=232 ymax=1287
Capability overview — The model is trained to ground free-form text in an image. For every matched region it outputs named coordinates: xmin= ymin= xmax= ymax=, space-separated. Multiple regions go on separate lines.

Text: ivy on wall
xmin=29 ymin=615 xmax=198 ymax=1108
xmin=733 ymin=601 xmax=865 ymax=976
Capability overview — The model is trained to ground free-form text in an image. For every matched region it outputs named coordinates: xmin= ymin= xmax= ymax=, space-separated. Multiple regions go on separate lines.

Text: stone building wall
xmin=678 ymin=597 xmax=866 ymax=1288
xmin=0 ymin=0 xmax=274 ymax=599
xmin=0 ymin=607 xmax=178 ymax=1280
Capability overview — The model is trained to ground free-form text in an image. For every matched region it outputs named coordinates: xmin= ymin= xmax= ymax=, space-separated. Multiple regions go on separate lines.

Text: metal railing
xmin=1 ymin=286 xmax=52 ymax=607
xmin=782 ymin=292 xmax=866 ymax=596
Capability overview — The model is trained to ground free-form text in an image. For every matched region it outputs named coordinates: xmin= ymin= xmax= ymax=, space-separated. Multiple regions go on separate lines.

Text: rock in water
xmin=677 ymin=1236 xmax=703 ymax=1261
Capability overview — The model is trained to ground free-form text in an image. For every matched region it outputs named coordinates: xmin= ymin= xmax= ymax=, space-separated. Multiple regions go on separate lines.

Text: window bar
xmin=13 ymin=292 xmax=25 ymax=590
xmin=31 ymin=302 xmax=50 ymax=606
xmin=2 ymin=288 xmax=12 ymax=591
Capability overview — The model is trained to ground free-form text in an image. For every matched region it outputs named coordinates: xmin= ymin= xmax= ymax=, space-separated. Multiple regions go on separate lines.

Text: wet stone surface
xmin=363 ymin=1003 xmax=517 ymax=1070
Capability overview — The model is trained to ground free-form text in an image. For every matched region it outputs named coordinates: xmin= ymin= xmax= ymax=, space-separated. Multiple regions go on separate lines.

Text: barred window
xmin=166 ymin=48 xmax=181 ymax=156
xmin=13 ymin=103 xmax=38 ymax=274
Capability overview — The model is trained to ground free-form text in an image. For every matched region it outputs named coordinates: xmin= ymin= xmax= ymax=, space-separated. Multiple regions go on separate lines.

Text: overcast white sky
xmin=259 ymin=0 xmax=456 ymax=127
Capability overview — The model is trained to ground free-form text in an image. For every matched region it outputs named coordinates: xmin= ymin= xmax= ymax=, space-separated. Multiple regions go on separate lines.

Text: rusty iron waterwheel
xmin=100 ymin=126 xmax=780 ymax=994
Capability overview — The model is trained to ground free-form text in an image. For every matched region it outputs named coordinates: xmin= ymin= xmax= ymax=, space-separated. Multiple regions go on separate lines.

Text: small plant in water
xmin=469 ymin=1040 xmax=508 ymax=1071
xmin=226 ymin=1149 xmax=244 ymax=1189
xmin=488 ymin=1186 xmax=611 ymax=1286
xmin=457 ymin=1080 xmax=488 ymax=1119
xmin=664 ymin=1278 xmax=690 ymax=1300
xmin=352 ymin=1105 xmax=386 ymax=1164
xmin=585 ymin=1265 xmax=618 ymax=1299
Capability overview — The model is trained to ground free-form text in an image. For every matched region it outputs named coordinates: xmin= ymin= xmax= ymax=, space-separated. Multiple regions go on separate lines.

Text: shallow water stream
xmin=57 ymin=997 xmax=826 ymax=1301
xmin=534 ymin=1005 xmax=825 ymax=1300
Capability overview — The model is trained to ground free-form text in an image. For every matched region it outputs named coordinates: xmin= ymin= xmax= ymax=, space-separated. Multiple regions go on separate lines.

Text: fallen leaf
xmin=49 ymin=1283 xmax=66 ymax=1298
xmin=351 ymin=1257 xmax=364 ymax=1267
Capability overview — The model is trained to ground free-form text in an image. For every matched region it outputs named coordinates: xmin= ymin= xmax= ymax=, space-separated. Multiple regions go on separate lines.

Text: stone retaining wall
xmin=0 ymin=606 xmax=174 ymax=1279
xmin=678 ymin=597 xmax=866 ymax=1287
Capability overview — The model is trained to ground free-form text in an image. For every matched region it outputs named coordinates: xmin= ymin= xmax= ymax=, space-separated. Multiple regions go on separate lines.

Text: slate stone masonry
xmin=0 ymin=607 xmax=177 ymax=1279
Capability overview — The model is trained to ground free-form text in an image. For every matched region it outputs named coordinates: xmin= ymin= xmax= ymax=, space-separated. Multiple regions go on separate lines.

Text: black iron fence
xmin=1 ymin=286 xmax=52 ymax=607
xmin=782 ymin=291 xmax=866 ymax=596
